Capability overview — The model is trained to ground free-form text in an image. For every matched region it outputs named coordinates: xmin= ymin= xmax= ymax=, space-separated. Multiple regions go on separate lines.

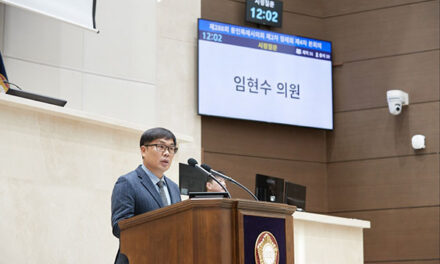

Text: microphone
xmin=187 ymin=158 xmax=199 ymax=167
xmin=201 ymin=164 xmax=232 ymax=181
xmin=201 ymin=163 xmax=258 ymax=201
xmin=187 ymin=158 xmax=231 ymax=198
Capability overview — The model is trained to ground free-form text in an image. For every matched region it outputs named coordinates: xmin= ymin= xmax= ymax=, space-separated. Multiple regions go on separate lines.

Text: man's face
xmin=141 ymin=138 xmax=176 ymax=178
xmin=206 ymin=177 xmax=226 ymax=192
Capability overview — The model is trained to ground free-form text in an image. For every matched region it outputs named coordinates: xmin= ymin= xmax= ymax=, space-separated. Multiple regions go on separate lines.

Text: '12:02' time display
xmin=249 ymin=7 xmax=279 ymax=23
xmin=245 ymin=0 xmax=283 ymax=27
xmin=201 ymin=32 xmax=223 ymax=42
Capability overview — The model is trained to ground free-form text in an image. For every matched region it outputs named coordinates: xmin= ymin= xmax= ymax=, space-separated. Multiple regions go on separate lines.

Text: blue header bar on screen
xmin=199 ymin=19 xmax=332 ymax=53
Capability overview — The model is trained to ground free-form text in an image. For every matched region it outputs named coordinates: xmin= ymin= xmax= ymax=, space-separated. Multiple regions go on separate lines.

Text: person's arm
xmin=111 ymin=176 xmax=135 ymax=238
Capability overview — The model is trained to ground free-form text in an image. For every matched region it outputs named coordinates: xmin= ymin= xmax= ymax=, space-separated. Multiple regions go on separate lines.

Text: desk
xmin=294 ymin=211 xmax=370 ymax=264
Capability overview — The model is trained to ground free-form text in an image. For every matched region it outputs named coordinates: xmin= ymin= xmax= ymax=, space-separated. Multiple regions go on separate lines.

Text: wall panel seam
xmin=334 ymin=48 xmax=440 ymax=66
xmin=203 ymin=150 xmax=326 ymax=164
xmin=334 ymin=100 xmax=440 ymax=114
xmin=328 ymin=152 xmax=439 ymax=164
xmin=322 ymin=0 xmax=436 ymax=19
xmin=159 ymin=35 xmax=196 ymax=45
xmin=3 ymin=55 xmax=156 ymax=86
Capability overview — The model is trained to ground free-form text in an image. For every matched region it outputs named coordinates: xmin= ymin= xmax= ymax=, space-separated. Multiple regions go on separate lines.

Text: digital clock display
xmin=201 ymin=32 xmax=223 ymax=42
xmin=245 ymin=0 xmax=283 ymax=27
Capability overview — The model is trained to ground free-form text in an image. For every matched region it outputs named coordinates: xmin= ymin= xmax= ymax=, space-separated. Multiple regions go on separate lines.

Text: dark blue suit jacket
xmin=111 ymin=165 xmax=181 ymax=264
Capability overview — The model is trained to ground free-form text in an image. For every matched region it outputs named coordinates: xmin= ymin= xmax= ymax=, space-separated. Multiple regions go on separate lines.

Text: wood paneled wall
xmin=325 ymin=1 xmax=439 ymax=263
xmin=201 ymin=0 xmax=440 ymax=263
xmin=202 ymin=117 xmax=328 ymax=212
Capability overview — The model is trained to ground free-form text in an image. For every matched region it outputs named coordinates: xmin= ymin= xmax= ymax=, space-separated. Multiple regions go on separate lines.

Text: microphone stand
xmin=205 ymin=171 xmax=231 ymax=198
xmin=202 ymin=164 xmax=258 ymax=201
xmin=187 ymin=158 xmax=231 ymax=198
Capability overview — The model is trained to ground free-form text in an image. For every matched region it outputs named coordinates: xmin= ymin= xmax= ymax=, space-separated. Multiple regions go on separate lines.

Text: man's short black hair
xmin=140 ymin=127 xmax=176 ymax=147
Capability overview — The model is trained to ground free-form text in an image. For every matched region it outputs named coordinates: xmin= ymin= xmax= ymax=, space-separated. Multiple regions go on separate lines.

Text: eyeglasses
xmin=144 ymin=144 xmax=178 ymax=154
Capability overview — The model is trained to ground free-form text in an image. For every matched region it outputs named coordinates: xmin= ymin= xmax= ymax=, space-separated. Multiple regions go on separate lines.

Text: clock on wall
xmin=245 ymin=0 xmax=283 ymax=28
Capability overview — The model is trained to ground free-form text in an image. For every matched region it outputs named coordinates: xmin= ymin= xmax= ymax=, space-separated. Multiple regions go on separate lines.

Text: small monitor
xmin=255 ymin=174 xmax=284 ymax=203
xmin=284 ymin=182 xmax=306 ymax=210
xmin=179 ymin=163 xmax=207 ymax=195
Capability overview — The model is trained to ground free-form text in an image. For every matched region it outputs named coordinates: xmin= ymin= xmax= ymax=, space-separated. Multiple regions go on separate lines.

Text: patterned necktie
xmin=157 ymin=180 xmax=169 ymax=206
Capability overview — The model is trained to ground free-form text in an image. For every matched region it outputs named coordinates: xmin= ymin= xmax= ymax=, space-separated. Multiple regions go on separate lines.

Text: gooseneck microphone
xmin=187 ymin=158 xmax=231 ymax=198
xmin=201 ymin=164 xmax=258 ymax=201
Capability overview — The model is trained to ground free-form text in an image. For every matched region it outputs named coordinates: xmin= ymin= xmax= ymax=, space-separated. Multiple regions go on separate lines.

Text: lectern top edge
xmin=235 ymin=199 xmax=296 ymax=215
xmin=118 ymin=198 xmax=296 ymax=232
xmin=118 ymin=198 xmax=235 ymax=231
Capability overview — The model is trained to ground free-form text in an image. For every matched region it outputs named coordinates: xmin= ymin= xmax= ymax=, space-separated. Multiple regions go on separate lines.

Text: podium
xmin=118 ymin=199 xmax=296 ymax=264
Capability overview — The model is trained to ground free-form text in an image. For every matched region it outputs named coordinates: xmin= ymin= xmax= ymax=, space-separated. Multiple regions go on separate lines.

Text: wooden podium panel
xmin=236 ymin=200 xmax=295 ymax=264
xmin=118 ymin=199 xmax=295 ymax=264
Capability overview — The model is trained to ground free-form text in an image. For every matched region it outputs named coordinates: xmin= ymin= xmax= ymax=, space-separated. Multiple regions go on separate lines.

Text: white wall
xmin=0 ymin=0 xmax=201 ymax=262
xmin=2 ymin=0 xmax=157 ymax=124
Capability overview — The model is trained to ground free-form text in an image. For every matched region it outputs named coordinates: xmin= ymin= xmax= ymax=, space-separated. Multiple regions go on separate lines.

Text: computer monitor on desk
xmin=255 ymin=174 xmax=285 ymax=203
xmin=285 ymin=182 xmax=306 ymax=211
xmin=179 ymin=163 xmax=206 ymax=195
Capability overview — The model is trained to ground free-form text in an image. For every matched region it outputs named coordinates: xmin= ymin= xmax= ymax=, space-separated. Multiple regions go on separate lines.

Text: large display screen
xmin=198 ymin=19 xmax=333 ymax=129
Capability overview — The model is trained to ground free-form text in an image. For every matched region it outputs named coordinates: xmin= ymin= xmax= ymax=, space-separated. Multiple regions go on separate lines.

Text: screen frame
xmin=178 ymin=163 xmax=207 ymax=195
xmin=284 ymin=181 xmax=306 ymax=210
xmin=255 ymin=173 xmax=285 ymax=203
xmin=197 ymin=18 xmax=334 ymax=130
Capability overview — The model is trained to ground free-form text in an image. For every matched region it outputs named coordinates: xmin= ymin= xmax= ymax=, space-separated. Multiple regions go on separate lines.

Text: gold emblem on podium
xmin=254 ymin=231 xmax=279 ymax=264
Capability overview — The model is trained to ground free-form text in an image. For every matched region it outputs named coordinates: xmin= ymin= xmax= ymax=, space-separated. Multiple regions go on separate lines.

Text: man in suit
xmin=111 ymin=127 xmax=182 ymax=264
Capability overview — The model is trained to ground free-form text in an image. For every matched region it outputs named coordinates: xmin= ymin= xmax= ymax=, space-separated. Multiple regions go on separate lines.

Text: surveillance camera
xmin=387 ymin=90 xmax=409 ymax=115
